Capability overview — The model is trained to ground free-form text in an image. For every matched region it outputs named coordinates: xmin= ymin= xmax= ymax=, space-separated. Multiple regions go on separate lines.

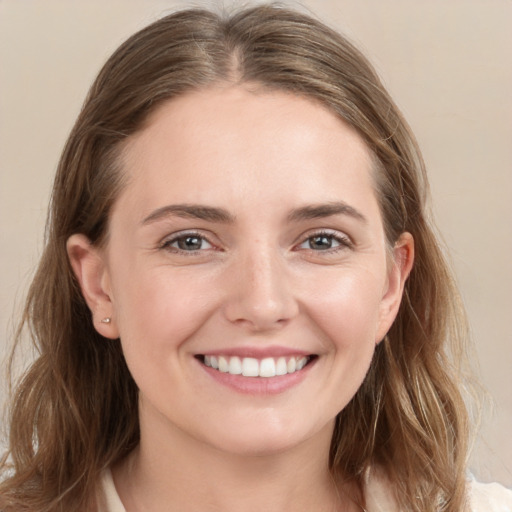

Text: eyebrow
xmin=142 ymin=204 xmax=235 ymax=225
xmin=287 ymin=201 xmax=367 ymax=223
xmin=141 ymin=201 xmax=367 ymax=226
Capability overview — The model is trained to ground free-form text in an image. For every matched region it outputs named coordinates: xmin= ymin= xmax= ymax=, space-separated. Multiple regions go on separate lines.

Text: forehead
xmin=116 ymin=85 xmax=380 ymax=224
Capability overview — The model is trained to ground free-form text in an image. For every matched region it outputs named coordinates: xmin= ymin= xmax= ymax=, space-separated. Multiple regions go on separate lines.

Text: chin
xmin=199 ymin=417 xmax=334 ymax=459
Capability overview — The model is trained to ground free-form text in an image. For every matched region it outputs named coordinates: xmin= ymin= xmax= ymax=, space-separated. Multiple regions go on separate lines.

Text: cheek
xmin=109 ymin=267 xmax=222 ymax=405
xmin=303 ymin=266 xmax=386 ymax=350
xmin=304 ymin=269 xmax=385 ymax=413
xmin=110 ymin=265 xmax=219 ymax=353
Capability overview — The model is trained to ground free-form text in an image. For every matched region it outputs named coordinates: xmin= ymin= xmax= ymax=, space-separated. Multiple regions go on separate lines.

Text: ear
xmin=375 ymin=232 xmax=414 ymax=344
xmin=66 ymin=234 xmax=119 ymax=339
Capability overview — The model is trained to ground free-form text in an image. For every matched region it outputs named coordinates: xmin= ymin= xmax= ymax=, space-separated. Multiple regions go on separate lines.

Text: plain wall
xmin=1 ymin=0 xmax=511 ymax=486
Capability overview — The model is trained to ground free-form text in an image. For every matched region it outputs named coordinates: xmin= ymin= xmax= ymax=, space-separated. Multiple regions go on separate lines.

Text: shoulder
xmin=364 ymin=466 xmax=399 ymax=512
xmin=365 ymin=467 xmax=512 ymax=512
xmin=469 ymin=479 xmax=512 ymax=512
xmin=97 ymin=468 xmax=126 ymax=512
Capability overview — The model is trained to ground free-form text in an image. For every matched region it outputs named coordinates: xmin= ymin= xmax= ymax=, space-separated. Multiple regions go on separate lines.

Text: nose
xmin=223 ymin=247 xmax=299 ymax=332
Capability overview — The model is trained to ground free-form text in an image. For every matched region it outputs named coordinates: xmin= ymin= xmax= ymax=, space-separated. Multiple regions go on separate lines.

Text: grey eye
xmin=297 ymin=232 xmax=351 ymax=252
xmin=164 ymin=234 xmax=213 ymax=252
xmin=307 ymin=235 xmax=336 ymax=250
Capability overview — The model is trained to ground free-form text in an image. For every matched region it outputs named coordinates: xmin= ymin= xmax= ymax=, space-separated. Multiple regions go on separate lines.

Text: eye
xmin=297 ymin=231 xmax=352 ymax=252
xmin=161 ymin=232 xmax=214 ymax=253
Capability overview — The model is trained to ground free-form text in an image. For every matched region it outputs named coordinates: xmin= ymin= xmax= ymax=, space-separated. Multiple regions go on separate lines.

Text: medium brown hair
xmin=1 ymin=5 xmax=472 ymax=511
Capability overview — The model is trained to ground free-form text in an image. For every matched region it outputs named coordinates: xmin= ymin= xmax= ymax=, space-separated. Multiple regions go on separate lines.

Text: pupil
xmin=179 ymin=236 xmax=201 ymax=250
xmin=310 ymin=236 xmax=331 ymax=250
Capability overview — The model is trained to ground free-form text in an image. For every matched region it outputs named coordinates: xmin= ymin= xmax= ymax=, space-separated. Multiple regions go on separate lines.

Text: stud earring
xmin=100 ymin=317 xmax=112 ymax=324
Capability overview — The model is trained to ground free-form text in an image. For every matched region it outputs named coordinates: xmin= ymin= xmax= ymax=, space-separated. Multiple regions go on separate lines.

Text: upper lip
xmin=197 ymin=346 xmax=314 ymax=358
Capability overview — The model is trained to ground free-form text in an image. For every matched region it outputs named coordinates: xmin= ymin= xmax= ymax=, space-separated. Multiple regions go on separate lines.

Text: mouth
xmin=196 ymin=354 xmax=317 ymax=378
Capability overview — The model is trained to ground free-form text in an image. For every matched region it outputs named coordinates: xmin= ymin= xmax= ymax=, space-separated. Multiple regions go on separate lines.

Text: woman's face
xmin=70 ymin=85 xmax=412 ymax=456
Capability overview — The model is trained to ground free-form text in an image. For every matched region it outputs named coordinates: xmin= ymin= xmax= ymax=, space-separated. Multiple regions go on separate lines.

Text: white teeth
xmin=276 ymin=357 xmax=287 ymax=376
xmin=202 ymin=355 xmax=310 ymax=377
xmin=259 ymin=357 xmax=276 ymax=378
xmin=242 ymin=357 xmax=259 ymax=377
xmin=218 ymin=356 xmax=229 ymax=373
xmin=228 ymin=356 xmax=242 ymax=375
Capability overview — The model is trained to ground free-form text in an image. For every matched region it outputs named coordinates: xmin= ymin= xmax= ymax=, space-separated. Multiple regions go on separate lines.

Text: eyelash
xmin=295 ymin=230 xmax=353 ymax=253
xmin=159 ymin=231 xmax=215 ymax=256
xmin=159 ymin=230 xmax=353 ymax=256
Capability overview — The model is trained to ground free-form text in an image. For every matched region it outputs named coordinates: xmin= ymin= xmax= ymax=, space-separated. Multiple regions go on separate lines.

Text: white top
xmin=98 ymin=467 xmax=512 ymax=512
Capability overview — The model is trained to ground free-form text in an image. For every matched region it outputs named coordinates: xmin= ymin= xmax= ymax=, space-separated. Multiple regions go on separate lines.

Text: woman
xmin=1 ymin=4 xmax=510 ymax=511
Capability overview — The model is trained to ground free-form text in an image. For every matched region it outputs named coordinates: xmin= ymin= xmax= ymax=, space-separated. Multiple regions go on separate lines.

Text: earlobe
xmin=375 ymin=232 xmax=415 ymax=344
xmin=66 ymin=234 xmax=119 ymax=339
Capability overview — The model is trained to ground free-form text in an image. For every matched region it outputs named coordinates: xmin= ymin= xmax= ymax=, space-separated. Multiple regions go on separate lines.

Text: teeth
xmin=296 ymin=358 xmax=307 ymax=370
xmin=276 ymin=357 xmax=287 ymax=376
xmin=259 ymin=357 xmax=276 ymax=378
xmin=228 ymin=356 xmax=242 ymax=375
xmin=203 ymin=355 xmax=310 ymax=377
xmin=242 ymin=357 xmax=259 ymax=377
xmin=218 ymin=356 xmax=229 ymax=373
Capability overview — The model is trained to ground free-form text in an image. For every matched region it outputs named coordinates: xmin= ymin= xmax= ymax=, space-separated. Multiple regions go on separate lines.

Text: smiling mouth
xmin=196 ymin=355 xmax=316 ymax=378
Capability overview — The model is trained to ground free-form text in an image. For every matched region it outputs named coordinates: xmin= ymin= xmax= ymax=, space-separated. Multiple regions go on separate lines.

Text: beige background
xmin=1 ymin=0 xmax=511 ymax=486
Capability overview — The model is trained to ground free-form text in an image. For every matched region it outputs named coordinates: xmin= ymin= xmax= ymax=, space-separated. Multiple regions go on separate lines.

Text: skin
xmin=68 ymin=85 xmax=413 ymax=512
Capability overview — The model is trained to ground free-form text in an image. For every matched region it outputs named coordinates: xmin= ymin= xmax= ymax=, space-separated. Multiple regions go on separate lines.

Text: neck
xmin=112 ymin=404 xmax=360 ymax=512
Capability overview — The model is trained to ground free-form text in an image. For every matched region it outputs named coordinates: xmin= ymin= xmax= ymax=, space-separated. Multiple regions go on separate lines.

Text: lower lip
xmin=197 ymin=358 xmax=316 ymax=395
